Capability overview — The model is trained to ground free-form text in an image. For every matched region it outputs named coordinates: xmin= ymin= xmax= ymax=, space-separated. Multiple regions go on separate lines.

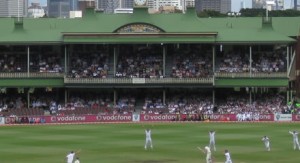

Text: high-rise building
xmin=47 ymin=0 xmax=70 ymax=18
xmin=294 ymin=0 xmax=297 ymax=10
xmin=185 ymin=0 xmax=195 ymax=7
xmin=95 ymin=0 xmax=132 ymax=13
xmin=119 ymin=0 xmax=133 ymax=8
xmin=241 ymin=0 xmax=245 ymax=9
xmin=70 ymin=0 xmax=79 ymax=11
xmin=252 ymin=0 xmax=284 ymax=10
xmin=0 ymin=0 xmax=28 ymax=17
xmin=28 ymin=2 xmax=45 ymax=18
xmin=0 ymin=0 xmax=9 ymax=17
xmin=148 ymin=0 xmax=193 ymax=13
xmin=78 ymin=0 xmax=95 ymax=13
xmin=197 ymin=0 xmax=231 ymax=14
xmin=148 ymin=0 xmax=180 ymax=11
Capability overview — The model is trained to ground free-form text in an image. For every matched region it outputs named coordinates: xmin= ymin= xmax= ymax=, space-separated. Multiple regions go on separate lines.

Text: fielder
xmin=74 ymin=157 xmax=80 ymax=163
xmin=65 ymin=150 xmax=80 ymax=163
xmin=198 ymin=146 xmax=212 ymax=163
xmin=261 ymin=136 xmax=271 ymax=151
xmin=289 ymin=131 xmax=300 ymax=150
xmin=144 ymin=128 xmax=153 ymax=150
xmin=209 ymin=130 xmax=216 ymax=151
xmin=224 ymin=149 xmax=232 ymax=163
xmin=66 ymin=151 xmax=75 ymax=163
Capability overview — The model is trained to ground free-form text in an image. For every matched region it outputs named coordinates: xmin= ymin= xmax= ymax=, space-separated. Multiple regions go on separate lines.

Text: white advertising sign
xmin=274 ymin=114 xmax=292 ymax=121
xmin=0 ymin=116 xmax=5 ymax=125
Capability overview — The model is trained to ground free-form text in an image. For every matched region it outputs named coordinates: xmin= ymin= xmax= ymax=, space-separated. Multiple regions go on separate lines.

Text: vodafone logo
xmin=142 ymin=114 xmax=176 ymax=121
xmin=51 ymin=116 xmax=57 ymax=122
xmin=144 ymin=115 xmax=150 ymax=121
xmin=96 ymin=115 xmax=132 ymax=121
xmin=296 ymin=115 xmax=300 ymax=121
xmin=96 ymin=115 xmax=102 ymax=121
xmin=259 ymin=115 xmax=272 ymax=120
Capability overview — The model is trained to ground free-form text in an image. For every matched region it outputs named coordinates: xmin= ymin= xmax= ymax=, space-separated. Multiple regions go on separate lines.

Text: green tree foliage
xmin=197 ymin=10 xmax=227 ymax=18
xmin=197 ymin=8 xmax=300 ymax=17
xmin=240 ymin=8 xmax=300 ymax=17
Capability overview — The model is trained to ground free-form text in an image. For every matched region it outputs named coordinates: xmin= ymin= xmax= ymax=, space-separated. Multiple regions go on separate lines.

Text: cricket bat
xmin=76 ymin=149 xmax=81 ymax=154
xmin=197 ymin=147 xmax=205 ymax=153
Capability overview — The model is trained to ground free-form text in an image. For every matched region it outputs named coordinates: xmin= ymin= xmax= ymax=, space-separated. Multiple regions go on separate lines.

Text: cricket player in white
xmin=209 ymin=130 xmax=216 ymax=151
xmin=224 ymin=149 xmax=232 ymax=163
xmin=74 ymin=157 xmax=80 ymax=163
xmin=289 ymin=131 xmax=300 ymax=150
xmin=66 ymin=151 xmax=75 ymax=163
xmin=198 ymin=146 xmax=212 ymax=163
xmin=145 ymin=128 xmax=153 ymax=150
xmin=261 ymin=136 xmax=271 ymax=151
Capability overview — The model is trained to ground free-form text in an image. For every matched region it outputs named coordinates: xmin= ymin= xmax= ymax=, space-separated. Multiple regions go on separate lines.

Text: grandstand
xmin=0 ymin=6 xmax=299 ymax=122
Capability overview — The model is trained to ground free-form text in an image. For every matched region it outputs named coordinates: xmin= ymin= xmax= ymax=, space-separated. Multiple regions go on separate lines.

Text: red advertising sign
xmin=258 ymin=114 xmax=274 ymax=121
xmin=95 ymin=114 xmax=132 ymax=122
xmin=140 ymin=114 xmax=177 ymax=121
xmin=5 ymin=117 xmax=17 ymax=124
xmin=292 ymin=114 xmax=300 ymax=121
xmin=2 ymin=114 xmax=279 ymax=124
xmin=205 ymin=114 xmax=237 ymax=121
xmin=15 ymin=114 xmax=134 ymax=124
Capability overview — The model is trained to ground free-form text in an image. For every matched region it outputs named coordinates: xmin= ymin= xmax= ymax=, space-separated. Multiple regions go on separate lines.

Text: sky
xmin=32 ymin=0 xmax=293 ymax=11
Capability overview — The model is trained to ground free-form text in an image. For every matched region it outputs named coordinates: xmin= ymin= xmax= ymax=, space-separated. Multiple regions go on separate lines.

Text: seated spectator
xmin=170 ymin=49 xmax=212 ymax=78
xmin=0 ymin=54 xmax=27 ymax=72
xmin=30 ymin=53 xmax=63 ymax=73
xmin=116 ymin=46 xmax=163 ymax=78
xmin=69 ymin=51 xmax=109 ymax=78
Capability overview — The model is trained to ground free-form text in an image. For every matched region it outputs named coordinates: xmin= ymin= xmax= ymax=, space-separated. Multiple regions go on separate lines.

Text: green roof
xmin=0 ymin=7 xmax=299 ymax=44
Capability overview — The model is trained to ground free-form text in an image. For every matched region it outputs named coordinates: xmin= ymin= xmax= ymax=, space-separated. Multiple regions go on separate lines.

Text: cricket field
xmin=0 ymin=122 xmax=299 ymax=163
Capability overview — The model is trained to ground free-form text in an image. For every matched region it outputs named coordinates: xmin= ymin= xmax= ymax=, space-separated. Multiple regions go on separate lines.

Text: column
xmin=163 ymin=89 xmax=166 ymax=105
xmin=163 ymin=45 xmax=166 ymax=77
xmin=114 ymin=90 xmax=117 ymax=106
xmin=65 ymin=89 xmax=68 ymax=106
xmin=249 ymin=46 xmax=252 ymax=77
xmin=212 ymin=89 xmax=215 ymax=107
xmin=64 ymin=45 xmax=67 ymax=74
xmin=114 ymin=46 xmax=118 ymax=77
xmin=287 ymin=45 xmax=290 ymax=78
xmin=27 ymin=46 xmax=30 ymax=77
xmin=250 ymin=89 xmax=252 ymax=105
xmin=212 ymin=45 xmax=215 ymax=73
xmin=27 ymin=89 xmax=30 ymax=109
xmin=287 ymin=89 xmax=290 ymax=104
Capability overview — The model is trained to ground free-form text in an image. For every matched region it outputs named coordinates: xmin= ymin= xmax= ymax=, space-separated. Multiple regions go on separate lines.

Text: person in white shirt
xmin=224 ymin=149 xmax=232 ymax=163
xmin=261 ymin=136 xmax=271 ymax=151
xmin=66 ymin=151 xmax=75 ymax=163
xmin=209 ymin=130 xmax=216 ymax=151
xmin=74 ymin=157 xmax=80 ymax=163
xmin=65 ymin=150 xmax=80 ymax=163
xmin=145 ymin=128 xmax=153 ymax=150
xmin=198 ymin=146 xmax=212 ymax=163
xmin=289 ymin=131 xmax=300 ymax=150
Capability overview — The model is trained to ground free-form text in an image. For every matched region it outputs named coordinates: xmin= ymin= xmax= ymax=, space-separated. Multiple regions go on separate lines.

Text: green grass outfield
xmin=0 ymin=122 xmax=300 ymax=163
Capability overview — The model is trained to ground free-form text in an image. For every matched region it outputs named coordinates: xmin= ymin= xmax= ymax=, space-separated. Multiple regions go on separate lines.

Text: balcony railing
xmin=0 ymin=72 xmax=288 ymax=83
xmin=215 ymin=72 xmax=287 ymax=78
xmin=0 ymin=72 xmax=64 ymax=78
xmin=64 ymin=77 xmax=214 ymax=84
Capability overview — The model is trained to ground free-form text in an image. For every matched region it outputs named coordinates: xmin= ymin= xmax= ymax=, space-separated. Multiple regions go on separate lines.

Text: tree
xmin=197 ymin=10 xmax=226 ymax=18
xmin=239 ymin=8 xmax=300 ymax=17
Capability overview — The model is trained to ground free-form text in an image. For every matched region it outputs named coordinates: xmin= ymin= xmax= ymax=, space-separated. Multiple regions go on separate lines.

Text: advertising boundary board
xmin=274 ymin=114 xmax=292 ymax=121
xmin=292 ymin=114 xmax=300 ymax=121
xmin=0 ymin=116 xmax=5 ymax=125
xmin=3 ymin=114 xmax=300 ymax=124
